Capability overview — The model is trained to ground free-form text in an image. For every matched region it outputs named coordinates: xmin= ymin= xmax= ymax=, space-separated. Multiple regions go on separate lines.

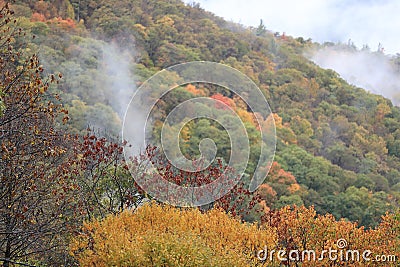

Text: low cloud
xmin=187 ymin=0 xmax=400 ymax=104
xmin=310 ymin=46 xmax=400 ymax=105
xmin=190 ymin=0 xmax=400 ymax=54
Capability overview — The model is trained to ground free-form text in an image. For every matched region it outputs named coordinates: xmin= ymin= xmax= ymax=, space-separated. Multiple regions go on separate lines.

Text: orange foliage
xmin=233 ymin=94 xmax=248 ymax=110
xmin=33 ymin=0 xmax=50 ymax=18
xmin=271 ymin=113 xmax=283 ymax=129
xmin=185 ymin=84 xmax=206 ymax=96
xmin=262 ymin=206 xmax=400 ymax=266
xmin=31 ymin=12 xmax=46 ymax=22
xmin=48 ymin=17 xmax=76 ymax=30
xmin=257 ymin=184 xmax=277 ymax=203
xmin=268 ymin=161 xmax=297 ymax=185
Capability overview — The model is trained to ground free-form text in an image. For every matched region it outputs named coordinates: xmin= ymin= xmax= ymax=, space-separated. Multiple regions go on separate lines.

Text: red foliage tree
xmin=210 ymin=93 xmax=236 ymax=110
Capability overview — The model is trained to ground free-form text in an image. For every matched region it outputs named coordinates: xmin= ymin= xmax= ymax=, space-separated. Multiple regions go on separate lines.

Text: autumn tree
xmin=70 ymin=202 xmax=276 ymax=267
xmin=0 ymin=4 xmax=78 ymax=266
xmin=73 ymin=131 xmax=147 ymax=221
xmin=71 ymin=203 xmax=399 ymax=266
xmin=261 ymin=205 xmax=399 ymax=266
xmin=138 ymin=144 xmax=265 ymax=222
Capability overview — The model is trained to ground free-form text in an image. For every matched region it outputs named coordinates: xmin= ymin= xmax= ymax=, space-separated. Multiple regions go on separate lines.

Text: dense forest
xmin=0 ymin=0 xmax=399 ymax=266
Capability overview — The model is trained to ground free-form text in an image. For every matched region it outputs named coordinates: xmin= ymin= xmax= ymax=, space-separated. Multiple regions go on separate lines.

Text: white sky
xmin=187 ymin=0 xmax=400 ymax=55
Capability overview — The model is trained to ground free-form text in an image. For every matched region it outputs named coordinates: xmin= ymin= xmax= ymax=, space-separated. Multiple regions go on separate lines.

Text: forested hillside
xmin=0 ymin=0 xmax=399 ymax=266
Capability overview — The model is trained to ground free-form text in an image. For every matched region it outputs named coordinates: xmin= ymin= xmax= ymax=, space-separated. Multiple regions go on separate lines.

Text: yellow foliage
xmin=133 ymin=23 xmax=147 ymax=38
xmin=262 ymin=205 xmax=400 ymax=266
xmin=156 ymin=15 xmax=175 ymax=27
xmin=271 ymin=113 xmax=297 ymax=144
xmin=70 ymin=202 xmax=277 ymax=267
xmin=70 ymin=203 xmax=399 ymax=267
xmin=287 ymin=183 xmax=300 ymax=193
xmin=237 ymin=108 xmax=257 ymax=127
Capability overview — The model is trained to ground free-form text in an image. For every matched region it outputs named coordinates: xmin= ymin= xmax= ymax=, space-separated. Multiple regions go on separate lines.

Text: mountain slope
xmin=9 ymin=0 xmax=400 ymax=227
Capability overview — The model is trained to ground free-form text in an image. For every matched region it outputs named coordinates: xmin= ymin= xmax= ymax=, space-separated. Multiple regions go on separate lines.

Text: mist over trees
xmin=310 ymin=44 xmax=400 ymax=106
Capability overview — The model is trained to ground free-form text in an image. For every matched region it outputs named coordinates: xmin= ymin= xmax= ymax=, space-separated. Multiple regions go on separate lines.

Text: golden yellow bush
xmin=70 ymin=202 xmax=276 ymax=267
xmin=70 ymin=203 xmax=399 ymax=266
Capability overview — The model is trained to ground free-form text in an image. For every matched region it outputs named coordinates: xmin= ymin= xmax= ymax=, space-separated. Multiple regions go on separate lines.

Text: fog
xmin=186 ymin=0 xmax=400 ymax=105
xmin=310 ymin=46 xmax=400 ymax=105
xmin=101 ymin=43 xmax=135 ymax=118
xmin=189 ymin=0 xmax=400 ymax=55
